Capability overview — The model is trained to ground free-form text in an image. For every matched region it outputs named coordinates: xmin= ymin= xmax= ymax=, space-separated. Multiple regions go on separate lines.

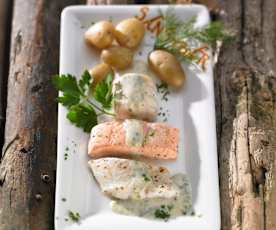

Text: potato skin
xmin=115 ymin=18 xmax=145 ymax=48
xmin=85 ymin=21 xmax=115 ymax=49
xmin=101 ymin=46 xmax=133 ymax=70
xmin=89 ymin=63 xmax=113 ymax=87
xmin=148 ymin=50 xmax=186 ymax=88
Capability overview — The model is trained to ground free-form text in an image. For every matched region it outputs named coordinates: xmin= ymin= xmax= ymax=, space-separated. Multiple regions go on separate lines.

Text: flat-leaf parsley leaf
xmin=93 ymin=73 xmax=113 ymax=109
xmin=52 ymin=70 xmax=114 ymax=133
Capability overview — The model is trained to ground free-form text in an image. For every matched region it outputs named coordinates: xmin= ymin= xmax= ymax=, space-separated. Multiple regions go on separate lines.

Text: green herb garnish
xmin=154 ymin=8 xmax=233 ymax=69
xmin=93 ymin=73 xmax=113 ymax=109
xmin=68 ymin=210 xmax=80 ymax=223
xmin=154 ymin=205 xmax=171 ymax=220
xmin=142 ymin=173 xmax=151 ymax=182
xmin=156 ymin=82 xmax=170 ymax=102
xmin=52 ymin=70 xmax=114 ymax=133
xmin=148 ymin=129 xmax=155 ymax=137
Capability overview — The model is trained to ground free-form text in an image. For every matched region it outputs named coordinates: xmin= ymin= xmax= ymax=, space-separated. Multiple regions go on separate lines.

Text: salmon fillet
xmin=88 ymin=119 xmax=179 ymax=160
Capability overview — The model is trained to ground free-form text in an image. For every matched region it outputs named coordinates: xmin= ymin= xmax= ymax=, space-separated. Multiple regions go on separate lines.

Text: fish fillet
xmin=88 ymin=158 xmax=192 ymax=219
xmin=113 ymin=73 xmax=158 ymax=121
xmin=88 ymin=119 xmax=179 ymax=160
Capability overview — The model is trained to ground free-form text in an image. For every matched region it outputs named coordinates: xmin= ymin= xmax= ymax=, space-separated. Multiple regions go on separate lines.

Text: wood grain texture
xmin=0 ymin=0 xmax=13 ymax=153
xmin=214 ymin=0 xmax=276 ymax=229
xmin=0 ymin=0 xmax=84 ymax=229
xmin=87 ymin=0 xmax=133 ymax=4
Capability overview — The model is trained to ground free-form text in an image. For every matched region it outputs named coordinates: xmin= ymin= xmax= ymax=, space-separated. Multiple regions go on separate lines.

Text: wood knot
xmin=20 ymin=148 xmax=28 ymax=153
xmin=229 ymin=68 xmax=250 ymax=94
xmin=236 ymin=185 xmax=245 ymax=195
xmin=41 ymin=174 xmax=50 ymax=183
xmin=35 ymin=193 xmax=42 ymax=201
xmin=261 ymin=139 xmax=269 ymax=147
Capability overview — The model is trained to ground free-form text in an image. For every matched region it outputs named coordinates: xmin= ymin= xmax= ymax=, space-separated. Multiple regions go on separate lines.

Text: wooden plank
xmin=214 ymin=0 xmax=276 ymax=229
xmin=0 ymin=0 xmax=13 ymax=152
xmin=0 ymin=0 xmax=85 ymax=229
xmin=87 ymin=0 xmax=133 ymax=4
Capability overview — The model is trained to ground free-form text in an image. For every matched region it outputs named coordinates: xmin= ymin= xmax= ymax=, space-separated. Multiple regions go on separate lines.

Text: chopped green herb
xmin=156 ymin=82 xmax=168 ymax=93
xmin=64 ymin=218 xmax=69 ymax=222
xmin=143 ymin=129 xmax=155 ymax=146
xmin=154 ymin=205 xmax=171 ymax=220
xmin=148 ymin=129 xmax=155 ymax=137
xmin=65 ymin=146 xmax=69 ymax=151
xmin=68 ymin=210 xmax=80 ymax=223
xmin=162 ymin=91 xmax=169 ymax=101
xmin=64 ymin=153 xmax=68 ymax=160
xmin=142 ymin=173 xmax=151 ymax=182
xmin=156 ymin=83 xmax=170 ymax=102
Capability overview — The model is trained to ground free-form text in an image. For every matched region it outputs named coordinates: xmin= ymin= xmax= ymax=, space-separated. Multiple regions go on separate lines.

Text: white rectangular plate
xmin=55 ymin=4 xmax=220 ymax=230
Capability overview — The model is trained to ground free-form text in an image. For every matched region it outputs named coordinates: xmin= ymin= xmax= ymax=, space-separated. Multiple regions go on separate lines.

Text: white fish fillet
xmin=89 ymin=158 xmax=192 ymax=219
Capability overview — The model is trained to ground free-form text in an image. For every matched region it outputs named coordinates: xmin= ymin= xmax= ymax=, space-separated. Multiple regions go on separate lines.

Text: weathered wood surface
xmin=0 ymin=0 xmax=84 ymax=229
xmin=214 ymin=0 xmax=276 ymax=229
xmin=0 ymin=0 xmax=275 ymax=229
xmin=0 ymin=0 xmax=13 ymax=152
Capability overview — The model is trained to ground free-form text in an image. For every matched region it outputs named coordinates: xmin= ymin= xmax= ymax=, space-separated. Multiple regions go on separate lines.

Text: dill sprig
xmin=154 ymin=8 xmax=233 ymax=69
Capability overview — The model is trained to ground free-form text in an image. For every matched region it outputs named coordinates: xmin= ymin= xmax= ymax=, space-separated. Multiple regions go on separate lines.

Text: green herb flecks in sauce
xmin=142 ymin=173 xmax=151 ymax=182
xmin=123 ymin=119 xmax=145 ymax=147
xmin=154 ymin=205 xmax=172 ymax=220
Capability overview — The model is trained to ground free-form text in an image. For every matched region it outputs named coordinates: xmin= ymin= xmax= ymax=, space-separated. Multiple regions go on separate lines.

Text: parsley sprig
xmin=52 ymin=70 xmax=114 ymax=133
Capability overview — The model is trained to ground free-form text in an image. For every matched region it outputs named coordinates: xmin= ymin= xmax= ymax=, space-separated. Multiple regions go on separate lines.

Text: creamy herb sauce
xmin=113 ymin=73 xmax=158 ymax=121
xmin=123 ymin=119 xmax=145 ymax=147
xmin=111 ymin=173 xmax=192 ymax=220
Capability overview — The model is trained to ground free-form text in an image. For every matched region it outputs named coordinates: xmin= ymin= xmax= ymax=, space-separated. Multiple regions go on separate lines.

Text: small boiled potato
xmin=148 ymin=50 xmax=186 ymax=88
xmin=115 ymin=18 xmax=145 ymax=48
xmin=101 ymin=46 xmax=133 ymax=70
xmin=89 ymin=63 xmax=113 ymax=87
xmin=85 ymin=21 xmax=115 ymax=49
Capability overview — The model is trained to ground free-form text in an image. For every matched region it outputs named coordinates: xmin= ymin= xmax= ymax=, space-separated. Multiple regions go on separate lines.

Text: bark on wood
xmin=0 ymin=0 xmax=13 ymax=153
xmin=214 ymin=0 xmax=276 ymax=229
xmin=0 ymin=0 xmax=84 ymax=230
